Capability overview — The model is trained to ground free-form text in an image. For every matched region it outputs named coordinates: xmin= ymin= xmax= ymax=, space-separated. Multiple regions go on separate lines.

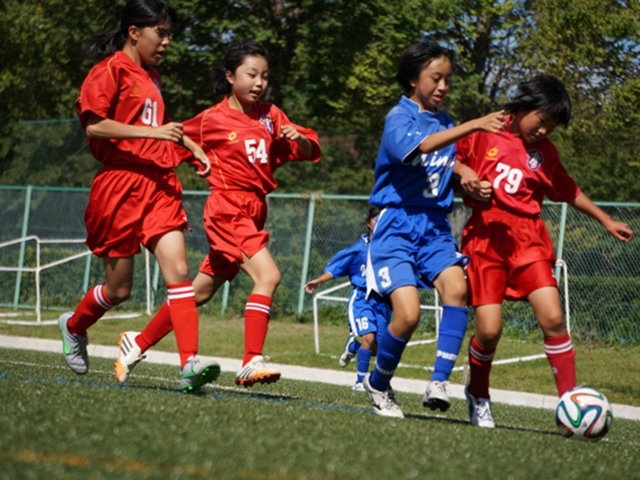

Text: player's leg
xmin=362 ymin=285 xmax=419 ymax=418
xmin=59 ymin=256 xmax=133 ymax=375
xmin=354 ymin=332 xmax=375 ymax=390
xmin=339 ymin=289 xmax=362 ymax=368
xmin=234 ymin=247 xmax=282 ymax=387
xmin=466 ymin=303 xmax=502 ymax=428
xmin=528 ymin=284 xmax=575 ymax=396
xmin=423 ymin=264 xmax=469 ymax=411
xmin=151 ymin=230 xmax=220 ymax=391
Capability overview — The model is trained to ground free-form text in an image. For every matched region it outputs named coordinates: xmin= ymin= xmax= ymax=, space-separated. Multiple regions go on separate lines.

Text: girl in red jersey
xmin=455 ymin=75 xmax=634 ymax=428
xmin=114 ymin=41 xmax=321 ymax=387
xmin=59 ymin=0 xmax=220 ymax=392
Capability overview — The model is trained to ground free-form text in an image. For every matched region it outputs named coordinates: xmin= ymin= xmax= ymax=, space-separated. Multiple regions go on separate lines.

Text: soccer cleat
xmin=179 ymin=357 xmax=221 ymax=392
xmin=465 ymin=384 xmax=495 ymax=428
xmin=423 ymin=380 xmax=451 ymax=412
xmin=235 ymin=355 xmax=281 ymax=387
xmin=339 ymin=335 xmax=358 ymax=368
xmin=58 ymin=312 xmax=89 ymax=375
xmin=363 ymin=374 xmax=404 ymax=418
xmin=114 ymin=331 xmax=146 ymax=383
xmin=352 ymin=382 xmax=365 ymax=392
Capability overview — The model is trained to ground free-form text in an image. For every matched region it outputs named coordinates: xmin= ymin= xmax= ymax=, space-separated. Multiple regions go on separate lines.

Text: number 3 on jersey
xmin=245 ymin=138 xmax=268 ymax=164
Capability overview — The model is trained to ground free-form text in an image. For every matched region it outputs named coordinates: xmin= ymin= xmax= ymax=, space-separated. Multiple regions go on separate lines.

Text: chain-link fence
xmin=1 ymin=185 xmax=639 ymax=343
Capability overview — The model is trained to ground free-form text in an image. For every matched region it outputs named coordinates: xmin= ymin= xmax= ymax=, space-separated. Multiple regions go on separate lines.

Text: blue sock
xmin=349 ymin=339 xmax=361 ymax=355
xmin=432 ymin=305 xmax=469 ymax=382
xmin=370 ymin=327 xmax=407 ymax=391
xmin=356 ymin=348 xmax=372 ymax=384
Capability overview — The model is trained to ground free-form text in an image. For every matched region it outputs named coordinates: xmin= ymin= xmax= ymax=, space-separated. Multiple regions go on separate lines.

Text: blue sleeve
xmin=381 ymin=109 xmax=426 ymax=166
xmin=323 ymin=242 xmax=360 ymax=279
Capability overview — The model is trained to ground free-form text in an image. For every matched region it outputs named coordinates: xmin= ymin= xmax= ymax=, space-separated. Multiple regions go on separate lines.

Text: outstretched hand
xmin=304 ymin=279 xmax=323 ymax=294
xmin=605 ymin=220 xmax=634 ymax=243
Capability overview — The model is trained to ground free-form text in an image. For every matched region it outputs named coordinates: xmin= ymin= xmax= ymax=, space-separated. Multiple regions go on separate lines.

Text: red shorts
xmin=461 ymin=209 xmax=557 ymax=305
xmin=84 ymin=166 xmax=188 ymax=258
xmin=199 ymin=190 xmax=269 ymax=281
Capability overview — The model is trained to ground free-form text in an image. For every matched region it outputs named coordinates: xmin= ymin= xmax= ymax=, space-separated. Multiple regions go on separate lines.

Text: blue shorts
xmin=348 ymin=288 xmax=391 ymax=342
xmin=366 ymin=206 xmax=468 ymax=297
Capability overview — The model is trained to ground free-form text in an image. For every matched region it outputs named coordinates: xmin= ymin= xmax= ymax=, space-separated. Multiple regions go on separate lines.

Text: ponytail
xmin=87 ymin=27 xmax=124 ymax=59
xmin=211 ymin=66 xmax=232 ymax=96
xmin=86 ymin=0 xmax=176 ymax=59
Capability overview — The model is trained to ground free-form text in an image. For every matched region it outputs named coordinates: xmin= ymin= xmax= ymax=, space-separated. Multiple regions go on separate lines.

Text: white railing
xmin=0 ymin=236 xmax=153 ymax=324
xmin=312 ymin=260 xmax=570 ymax=367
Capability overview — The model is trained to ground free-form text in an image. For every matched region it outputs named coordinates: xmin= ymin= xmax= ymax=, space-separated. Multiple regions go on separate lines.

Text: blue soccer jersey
xmin=324 ymin=234 xmax=369 ymax=290
xmin=369 ymin=96 xmax=456 ymax=211
xmin=323 ymin=235 xmax=391 ymax=337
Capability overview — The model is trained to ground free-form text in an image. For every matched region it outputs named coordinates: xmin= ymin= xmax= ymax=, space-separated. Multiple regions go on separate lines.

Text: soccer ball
xmin=555 ymin=387 xmax=613 ymax=441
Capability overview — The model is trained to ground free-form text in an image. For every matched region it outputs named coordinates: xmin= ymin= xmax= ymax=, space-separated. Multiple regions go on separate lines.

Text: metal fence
xmin=1 ymin=185 xmax=639 ymax=343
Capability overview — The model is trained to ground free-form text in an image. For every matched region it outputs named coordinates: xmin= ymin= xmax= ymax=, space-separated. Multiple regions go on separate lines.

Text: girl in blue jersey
xmin=364 ymin=41 xmax=506 ymax=418
xmin=305 ymin=207 xmax=391 ymax=391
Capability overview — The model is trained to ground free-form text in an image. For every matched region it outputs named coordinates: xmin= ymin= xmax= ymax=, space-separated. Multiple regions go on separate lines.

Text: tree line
xmin=1 ymin=0 xmax=638 ymax=201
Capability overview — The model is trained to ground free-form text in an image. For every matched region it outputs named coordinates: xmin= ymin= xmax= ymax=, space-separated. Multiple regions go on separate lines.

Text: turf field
xmin=1 ymin=346 xmax=639 ymax=479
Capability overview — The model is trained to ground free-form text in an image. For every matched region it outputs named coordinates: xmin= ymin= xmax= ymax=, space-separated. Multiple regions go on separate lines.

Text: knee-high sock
xmin=166 ymin=282 xmax=198 ymax=367
xmin=431 ymin=305 xmax=469 ymax=382
xmin=136 ymin=301 xmax=173 ymax=354
xmin=356 ymin=347 xmax=372 ymax=384
xmin=243 ymin=294 xmax=272 ymax=365
xmin=369 ymin=327 xmax=407 ymax=391
xmin=468 ymin=334 xmax=495 ymax=399
xmin=544 ymin=331 xmax=576 ymax=396
xmin=68 ymin=284 xmax=113 ymax=336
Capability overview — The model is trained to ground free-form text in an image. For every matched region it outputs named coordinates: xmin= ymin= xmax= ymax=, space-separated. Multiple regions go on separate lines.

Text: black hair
xmin=396 ymin=41 xmax=454 ymax=95
xmin=503 ymin=75 xmax=572 ymax=127
xmin=87 ymin=0 xmax=177 ymax=59
xmin=366 ymin=206 xmax=381 ymax=224
xmin=211 ymin=41 xmax=270 ymax=96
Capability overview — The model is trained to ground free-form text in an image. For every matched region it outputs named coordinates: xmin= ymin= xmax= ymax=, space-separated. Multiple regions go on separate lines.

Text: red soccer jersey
xmin=75 ymin=51 xmax=180 ymax=169
xmin=180 ymin=97 xmax=321 ymax=194
xmin=456 ymin=125 xmax=580 ymax=216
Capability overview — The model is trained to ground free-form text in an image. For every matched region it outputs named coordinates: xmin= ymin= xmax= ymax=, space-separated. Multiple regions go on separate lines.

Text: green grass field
xmin=1 ymin=347 xmax=639 ymax=480
xmin=1 ymin=312 xmax=640 ymax=479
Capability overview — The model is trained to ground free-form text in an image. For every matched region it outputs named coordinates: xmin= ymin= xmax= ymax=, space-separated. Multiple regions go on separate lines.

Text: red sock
xmin=468 ymin=335 xmax=495 ymax=399
xmin=167 ymin=282 xmax=198 ymax=367
xmin=544 ymin=331 xmax=576 ymax=396
xmin=68 ymin=284 xmax=113 ymax=336
xmin=243 ymin=294 xmax=272 ymax=365
xmin=136 ymin=302 xmax=173 ymax=354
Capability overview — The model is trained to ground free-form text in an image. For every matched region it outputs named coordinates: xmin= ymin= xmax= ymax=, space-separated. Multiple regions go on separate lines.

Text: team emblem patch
xmin=527 ymin=149 xmax=543 ymax=171
xmin=484 ymin=147 xmax=499 ymax=161
xmin=260 ymin=115 xmax=274 ymax=134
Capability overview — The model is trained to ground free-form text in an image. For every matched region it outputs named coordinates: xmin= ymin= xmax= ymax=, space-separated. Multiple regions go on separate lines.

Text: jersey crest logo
xmin=527 ymin=149 xmax=543 ymax=171
xmin=260 ymin=115 xmax=274 ymax=134
xmin=228 ymin=131 xmax=238 ymax=143
xmin=484 ymin=147 xmax=499 ymax=161
xmin=130 ymin=83 xmax=141 ymax=97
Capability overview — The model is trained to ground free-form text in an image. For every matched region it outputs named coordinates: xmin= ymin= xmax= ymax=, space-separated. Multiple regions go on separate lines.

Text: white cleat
xmin=363 ymin=374 xmax=404 ymax=418
xmin=114 ymin=331 xmax=146 ymax=383
xmin=465 ymin=384 xmax=495 ymax=428
xmin=235 ymin=355 xmax=281 ymax=388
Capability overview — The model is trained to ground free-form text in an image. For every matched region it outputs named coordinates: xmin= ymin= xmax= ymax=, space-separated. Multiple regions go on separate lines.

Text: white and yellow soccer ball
xmin=556 ymin=386 xmax=613 ymax=441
